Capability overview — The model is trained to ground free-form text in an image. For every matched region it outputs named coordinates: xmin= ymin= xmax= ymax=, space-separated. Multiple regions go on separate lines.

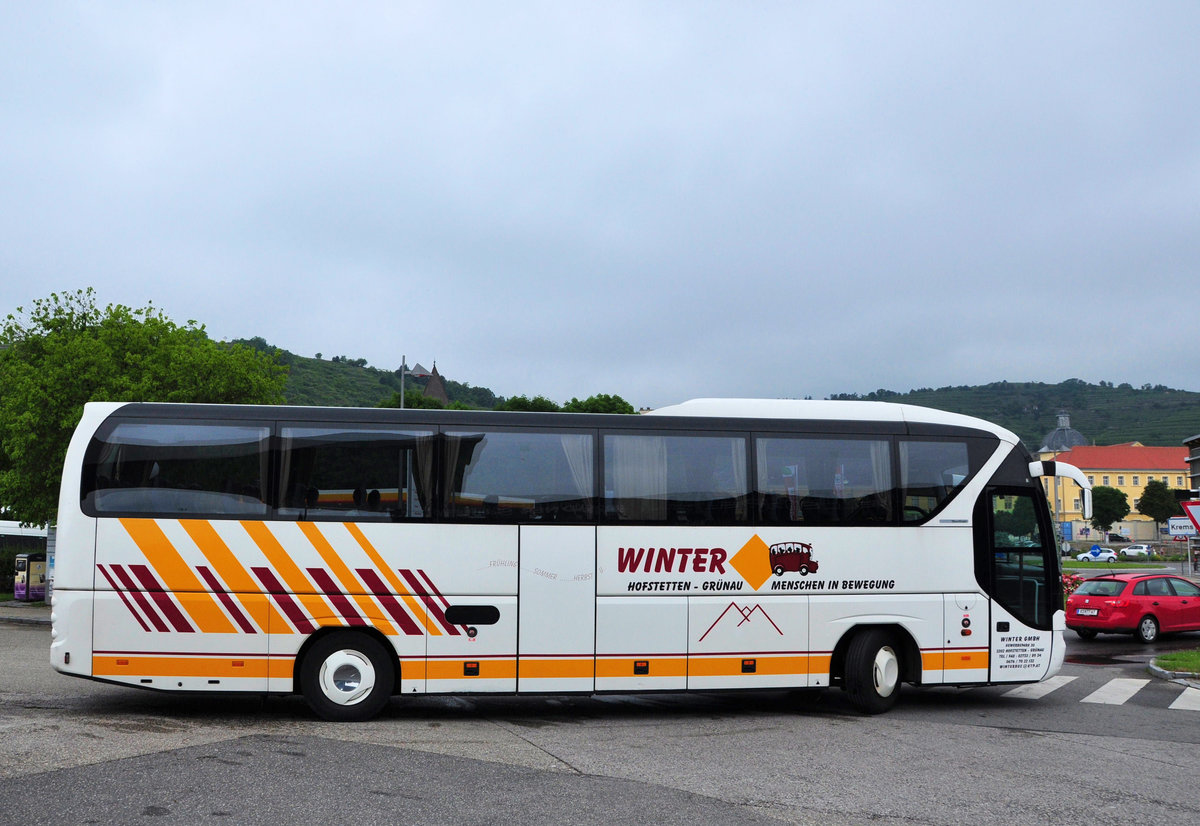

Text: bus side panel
xmin=808 ymin=595 xmax=947 ymax=685
xmin=941 ymin=593 xmax=989 ymax=683
xmin=688 ymin=597 xmax=809 ymax=689
xmin=517 ymin=526 xmax=596 ymax=693
xmin=370 ymin=523 xmax=518 ymax=695
xmin=596 ymin=597 xmax=688 ymax=691
xmin=92 ymin=519 xmax=271 ymax=692
xmin=49 ymin=588 xmax=93 ymax=677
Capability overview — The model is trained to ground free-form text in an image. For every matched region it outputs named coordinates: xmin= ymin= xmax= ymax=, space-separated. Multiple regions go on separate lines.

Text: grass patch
xmin=1156 ymin=650 xmax=1200 ymax=674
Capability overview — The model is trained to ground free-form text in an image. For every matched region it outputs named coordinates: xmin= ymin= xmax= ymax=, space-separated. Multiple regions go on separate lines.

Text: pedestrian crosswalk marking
xmin=1080 ymin=678 xmax=1150 ymax=705
xmin=1002 ymin=676 xmax=1200 ymax=710
xmin=1169 ymin=687 xmax=1200 ymax=711
xmin=1003 ymin=675 xmax=1076 ymax=699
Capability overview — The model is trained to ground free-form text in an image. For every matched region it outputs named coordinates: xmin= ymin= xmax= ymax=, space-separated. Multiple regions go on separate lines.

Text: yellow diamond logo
xmin=731 ymin=534 xmax=772 ymax=591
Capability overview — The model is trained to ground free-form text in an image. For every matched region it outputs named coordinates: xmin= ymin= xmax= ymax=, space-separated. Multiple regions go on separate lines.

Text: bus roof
xmin=78 ymin=398 xmax=1018 ymax=443
xmin=651 ymin=399 xmax=1020 ymax=443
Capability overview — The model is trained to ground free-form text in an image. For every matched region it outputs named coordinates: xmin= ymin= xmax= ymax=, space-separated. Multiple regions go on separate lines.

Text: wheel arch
xmin=830 ymin=623 xmax=923 ymax=687
xmin=293 ymin=625 xmax=402 ymax=695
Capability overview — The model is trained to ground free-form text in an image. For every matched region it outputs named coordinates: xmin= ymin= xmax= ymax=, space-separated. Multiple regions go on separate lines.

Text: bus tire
xmin=300 ymin=631 xmax=395 ymax=722
xmin=844 ymin=629 xmax=901 ymax=714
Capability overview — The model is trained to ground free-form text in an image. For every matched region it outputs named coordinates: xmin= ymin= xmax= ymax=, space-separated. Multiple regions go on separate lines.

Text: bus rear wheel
xmin=844 ymin=629 xmax=901 ymax=714
xmin=300 ymin=631 xmax=395 ymax=722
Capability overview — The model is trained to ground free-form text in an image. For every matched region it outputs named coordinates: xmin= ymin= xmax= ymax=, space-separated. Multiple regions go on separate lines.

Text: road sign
xmin=1183 ymin=502 xmax=1200 ymax=533
xmin=1169 ymin=516 xmax=1197 ymax=536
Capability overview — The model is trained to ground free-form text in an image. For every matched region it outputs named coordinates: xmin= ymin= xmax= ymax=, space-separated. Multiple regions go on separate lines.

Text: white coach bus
xmin=50 ymin=399 xmax=1090 ymax=720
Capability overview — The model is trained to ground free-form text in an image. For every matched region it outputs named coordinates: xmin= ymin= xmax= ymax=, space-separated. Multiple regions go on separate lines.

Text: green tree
xmin=1136 ymin=479 xmax=1183 ymax=533
xmin=1089 ymin=485 xmax=1130 ymax=534
xmin=377 ymin=390 xmax=445 ymax=409
xmin=494 ymin=395 xmax=561 ymax=412
xmin=561 ymin=394 xmax=636 ymax=414
xmin=0 ymin=289 xmax=287 ymax=525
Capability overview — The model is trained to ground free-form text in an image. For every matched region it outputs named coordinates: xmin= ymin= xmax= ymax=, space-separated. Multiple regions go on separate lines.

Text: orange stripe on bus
xmin=426 ymin=659 xmax=517 ymax=680
xmin=945 ymin=650 xmax=989 ymax=669
xmin=119 ymin=519 xmax=236 ymax=634
xmin=180 ymin=520 xmax=293 ymax=635
xmin=240 ymin=521 xmax=338 ymax=628
xmin=687 ymin=655 xmax=811 ymax=677
xmin=342 ymin=522 xmax=440 ymax=636
xmin=518 ymin=658 xmax=596 ymax=679
xmin=595 ymin=657 xmax=688 ymax=678
xmin=296 ymin=522 xmax=399 ymax=637
xmin=93 ymin=654 xmax=293 ymax=680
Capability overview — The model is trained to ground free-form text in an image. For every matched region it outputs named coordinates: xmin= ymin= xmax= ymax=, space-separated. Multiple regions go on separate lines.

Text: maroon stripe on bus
xmin=251 ymin=567 xmax=316 ymax=634
xmin=400 ymin=568 xmax=459 ymax=636
xmin=97 ymin=565 xmax=153 ymax=632
xmin=306 ymin=568 xmax=365 ymax=626
xmin=195 ymin=565 xmax=258 ymax=634
xmin=355 ymin=569 xmax=424 ymax=636
xmin=107 ymin=564 xmax=170 ymax=632
xmin=128 ymin=565 xmax=196 ymax=633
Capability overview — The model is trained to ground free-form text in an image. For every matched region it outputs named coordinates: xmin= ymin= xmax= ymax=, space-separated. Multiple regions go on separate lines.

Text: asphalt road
xmin=1 ymin=621 xmax=1198 ymax=825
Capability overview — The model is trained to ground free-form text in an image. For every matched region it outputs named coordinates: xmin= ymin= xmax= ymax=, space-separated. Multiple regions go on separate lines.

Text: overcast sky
xmin=3 ymin=3 xmax=1197 ymax=409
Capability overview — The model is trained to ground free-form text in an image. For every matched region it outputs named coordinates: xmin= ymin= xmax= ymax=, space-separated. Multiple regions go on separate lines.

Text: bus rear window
xmin=82 ymin=421 xmax=270 ymax=517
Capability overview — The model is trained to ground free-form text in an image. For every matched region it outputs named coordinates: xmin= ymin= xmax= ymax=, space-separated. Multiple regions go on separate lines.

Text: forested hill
xmin=831 ymin=381 xmax=1200 ymax=448
xmin=236 ymin=339 xmax=1198 ymax=448
xmin=234 ymin=339 xmax=497 ymax=409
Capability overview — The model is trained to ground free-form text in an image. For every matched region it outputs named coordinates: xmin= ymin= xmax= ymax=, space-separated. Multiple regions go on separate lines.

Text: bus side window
xmin=442 ymin=430 xmax=594 ymax=522
xmin=82 ymin=422 xmax=270 ymax=518
xmin=899 ymin=438 xmax=992 ymax=522
xmin=604 ymin=433 xmax=748 ymax=524
xmin=754 ymin=436 xmax=893 ymax=525
xmin=279 ymin=427 xmax=434 ymax=521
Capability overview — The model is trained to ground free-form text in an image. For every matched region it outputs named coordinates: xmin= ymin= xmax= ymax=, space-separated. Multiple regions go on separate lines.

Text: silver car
xmin=1076 ymin=547 xmax=1119 ymax=563
xmin=1120 ymin=544 xmax=1154 ymax=558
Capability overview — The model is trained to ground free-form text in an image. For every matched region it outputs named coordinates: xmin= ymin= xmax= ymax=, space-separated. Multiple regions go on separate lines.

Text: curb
xmin=0 ymin=614 xmax=50 ymax=627
xmin=1148 ymin=661 xmax=1200 ymax=689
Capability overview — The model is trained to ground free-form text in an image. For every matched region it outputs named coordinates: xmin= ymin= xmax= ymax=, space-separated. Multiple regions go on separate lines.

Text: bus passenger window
xmin=82 ymin=422 xmax=270 ymax=518
xmin=442 ymin=430 xmax=594 ymax=522
xmin=604 ymin=434 xmax=748 ymax=524
xmin=899 ymin=438 xmax=993 ymax=522
xmin=279 ymin=427 xmax=434 ymax=521
xmin=755 ymin=437 xmax=893 ymax=525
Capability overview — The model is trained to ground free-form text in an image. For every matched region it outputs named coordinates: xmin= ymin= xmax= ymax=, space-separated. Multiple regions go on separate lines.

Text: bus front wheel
xmin=300 ymin=631 xmax=395 ymax=722
xmin=844 ymin=630 xmax=901 ymax=714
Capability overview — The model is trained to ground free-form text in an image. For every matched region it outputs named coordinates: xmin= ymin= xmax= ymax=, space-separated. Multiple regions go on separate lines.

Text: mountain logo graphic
xmin=697 ymin=602 xmax=783 ymax=642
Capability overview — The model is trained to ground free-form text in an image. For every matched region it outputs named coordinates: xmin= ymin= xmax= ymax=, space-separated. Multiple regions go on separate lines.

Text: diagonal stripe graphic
xmin=181 ymin=520 xmax=290 ymax=634
xmin=119 ymin=519 xmax=235 ymax=633
xmin=297 ymin=522 xmax=398 ymax=636
xmin=129 ymin=565 xmax=195 ymax=633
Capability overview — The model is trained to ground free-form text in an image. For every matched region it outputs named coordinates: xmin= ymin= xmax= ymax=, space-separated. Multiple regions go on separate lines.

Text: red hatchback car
xmin=1066 ymin=573 xmax=1200 ymax=643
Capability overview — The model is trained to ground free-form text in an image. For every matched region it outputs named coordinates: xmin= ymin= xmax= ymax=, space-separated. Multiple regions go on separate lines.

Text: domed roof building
xmin=1038 ymin=411 xmax=1088 ymax=455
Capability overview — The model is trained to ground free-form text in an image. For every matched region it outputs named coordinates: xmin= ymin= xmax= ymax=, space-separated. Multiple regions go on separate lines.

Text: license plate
xmin=1076 ymin=608 xmax=1098 ymax=616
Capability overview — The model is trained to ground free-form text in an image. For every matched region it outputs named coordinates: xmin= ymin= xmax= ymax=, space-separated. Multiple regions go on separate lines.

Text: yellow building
xmin=1039 ymin=443 xmax=1188 ymax=543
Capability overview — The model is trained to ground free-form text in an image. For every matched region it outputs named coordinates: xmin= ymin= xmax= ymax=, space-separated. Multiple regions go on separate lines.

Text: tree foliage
xmin=0 ymin=289 xmax=287 ymax=525
xmin=562 ymin=394 xmax=636 ymax=414
xmin=1136 ymin=479 xmax=1184 ymax=526
xmin=494 ymin=395 xmax=562 ymax=412
xmin=1089 ymin=486 xmax=1130 ymax=533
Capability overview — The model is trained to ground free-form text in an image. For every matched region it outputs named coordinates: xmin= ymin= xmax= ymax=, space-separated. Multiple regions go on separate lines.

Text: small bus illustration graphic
xmin=769 ymin=542 xmax=818 ymax=576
